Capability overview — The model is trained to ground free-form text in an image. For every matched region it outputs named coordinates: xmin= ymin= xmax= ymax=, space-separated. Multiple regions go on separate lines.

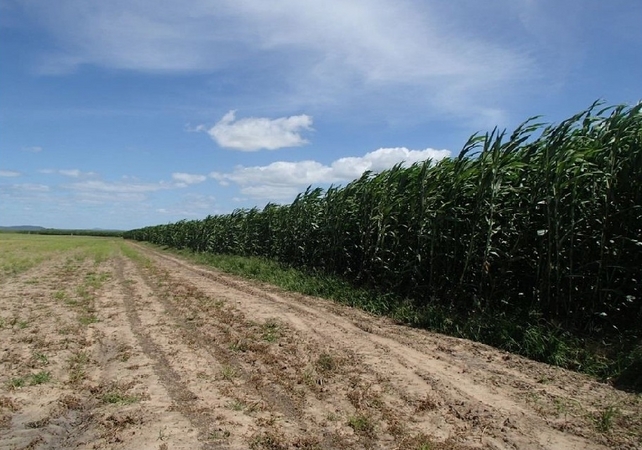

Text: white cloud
xmin=0 ymin=170 xmax=21 ymax=177
xmin=65 ymin=173 xmax=208 ymax=201
xmin=171 ymin=172 xmax=207 ymax=186
xmin=59 ymin=169 xmax=99 ymax=178
xmin=211 ymin=146 xmax=450 ymax=199
xmin=12 ymin=183 xmax=50 ymax=192
xmin=22 ymin=146 xmax=43 ymax=153
xmin=239 ymin=185 xmax=302 ymax=200
xmin=211 ymin=160 xmax=331 ymax=187
xmin=202 ymin=111 xmax=313 ymax=151
xmin=67 ymin=180 xmax=171 ymax=194
xmin=39 ymin=169 xmax=97 ymax=178
xmin=14 ymin=1 xmax=539 ymax=121
xmin=155 ymin=193 xmax=217 ymax=216
xmin=75 ymin=192 xmax=147 ymax=203
xmin=59 ymin=169 xmax=81 ymax=177
xmin=331 ymin=147 xmax=450 ymax=179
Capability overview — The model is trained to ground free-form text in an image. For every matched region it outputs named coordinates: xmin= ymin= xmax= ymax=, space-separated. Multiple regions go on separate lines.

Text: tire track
xmin=115 ymin=257 xmax=224 ymax=449
xmin=123 ymin=251 xmax=372 ymax=448
xmin=129 ymin=243 xmax=641 ymax=450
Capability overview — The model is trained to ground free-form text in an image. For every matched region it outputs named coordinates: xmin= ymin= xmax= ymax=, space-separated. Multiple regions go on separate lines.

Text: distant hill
xmin=0 ymin=225 xmax=46 ymax=231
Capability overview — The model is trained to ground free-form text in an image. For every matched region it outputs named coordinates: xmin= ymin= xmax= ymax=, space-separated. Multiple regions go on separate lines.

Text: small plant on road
xmin=68 ymin=351 xmax=90 ymax=384
xmin=33 ymin=352 xmax=49 ymax=365
xmin=102 ymin=392 xmax=139 ymax=405
xmin=220 ymin=365 xmax=238 ymax=381
xmin=78 ymin=314 xmax=99 ymax=325
xmin=29 ymin=370 xmax=51 ymax=385
xmin=7 ymin=377 xmax=26 ymax=389
xmin=249 ymin=431 xmax=288 ymax=450
xmin=347 ymin=413 xmax=376 ymax=438
xmin=227 ymin=399 xmax=246 ymax=411
xmin=594 ymin=404 xmax=620 ymax=433
xmin=262 ymin=319 xmax=281 ymax=343
xmin=316 ymin=353 xmax=337 ymax=373
xmin=208 ymin=429 xmax=231 ymax=440
xmin=229 ymin=339 xmax=249 ymax=352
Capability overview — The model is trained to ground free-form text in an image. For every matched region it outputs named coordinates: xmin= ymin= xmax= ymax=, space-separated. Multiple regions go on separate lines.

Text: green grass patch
xmin=29 ymin=371 xmax=51 ymax=385
xmin=119 ymin=242 xmax=152 ymax=266
xmin=33 ymin=352 xmax=49 ymax=365
xmin=84 ymin=271 xmax=111 ymax=289
xmin=0 ymin=234 xmax=122 ymax=279
xmin=171 ymin=249 xmax=387 ymax=314
xmin=7 ymin=377 xmax=26 ymax=389
xmin=229 ymin=340 xmax=249 ymax=352
xmin=347 ymin=413 xmax=377 ymax=437
xmin=101 ymin=392 xmax=139 ymax=405
xmin=261 ymin=319 xmax=281 ymax=343
xmin=220 ymin=365 xmax=239 ymax=381
xmin=316 ymin=353 xmax=338 ymax=373
xmin=78 ymin=314 xmax=99 ymax=325
xmin=3 ymin=371 xmax=50 ymax=389
xmin=68 ymin=351 xmax=90 ymax=384
xmin=593 ymin=404 xmax=621 ymax=433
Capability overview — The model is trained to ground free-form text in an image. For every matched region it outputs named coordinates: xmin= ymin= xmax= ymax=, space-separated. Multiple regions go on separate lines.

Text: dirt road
xmin=1 ymin=240 xmax=640 ymax=449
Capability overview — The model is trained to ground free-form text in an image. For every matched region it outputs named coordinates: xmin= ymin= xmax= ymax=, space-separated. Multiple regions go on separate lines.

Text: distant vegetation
xmin=0 ymin=227 xmax=123 ymax=238
xmin=0 ymin=226 xmax=47 ymax=232
xmin=125 ymin=102 xmax=642 ymax=389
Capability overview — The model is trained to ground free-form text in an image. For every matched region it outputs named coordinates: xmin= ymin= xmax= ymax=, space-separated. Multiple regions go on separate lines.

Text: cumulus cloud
xmin=210 ymin=146 xmax=450 ymax=199
xmin=171 ymin=172 xmax=207 ymax=186
xmin=201 ymin=111 xmax=313 ymax=151
xmin=0 ymin=170 xmax=21 ymax=177
xmin=239 ymin=185 xmax=302 ymax=200
xmin=211 ymin=160 xmax=331 ymax=187
xmin=330 ymin=147 xmax=451 ymax=179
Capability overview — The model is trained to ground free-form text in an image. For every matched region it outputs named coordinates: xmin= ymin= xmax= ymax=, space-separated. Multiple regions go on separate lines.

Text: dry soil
xmin=1 ymin=240 xmax=640 ymax=449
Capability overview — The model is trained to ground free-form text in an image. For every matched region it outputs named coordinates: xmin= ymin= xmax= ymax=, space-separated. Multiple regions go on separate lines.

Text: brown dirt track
xmin=1 ymin=240 xmax=640 ymax=449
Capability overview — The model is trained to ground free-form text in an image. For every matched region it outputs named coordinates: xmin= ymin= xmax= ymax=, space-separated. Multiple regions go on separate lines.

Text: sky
xmin=1 ymin=0 xmax=640 ymax=230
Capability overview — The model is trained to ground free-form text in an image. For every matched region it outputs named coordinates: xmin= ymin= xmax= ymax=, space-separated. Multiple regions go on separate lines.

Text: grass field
xmin=0 ymin=234 xmax=119 ymax=279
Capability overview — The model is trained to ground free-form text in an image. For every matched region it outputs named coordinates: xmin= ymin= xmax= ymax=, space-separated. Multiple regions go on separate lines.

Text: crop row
xmin=125 ymin=103 xmax=641 ymax=343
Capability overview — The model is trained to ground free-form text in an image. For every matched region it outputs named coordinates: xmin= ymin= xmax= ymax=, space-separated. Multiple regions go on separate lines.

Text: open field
xmin=1 ymin=235 xmax=640 ymax=449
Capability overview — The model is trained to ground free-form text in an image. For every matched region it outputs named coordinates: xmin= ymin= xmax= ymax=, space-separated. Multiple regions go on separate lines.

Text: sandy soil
xmin=1 ymin=241 xmax=640 ymax=449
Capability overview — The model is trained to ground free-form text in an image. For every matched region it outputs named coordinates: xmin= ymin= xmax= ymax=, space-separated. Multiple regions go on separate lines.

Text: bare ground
xmin=1 ymin=241 xmax=640 ymax=449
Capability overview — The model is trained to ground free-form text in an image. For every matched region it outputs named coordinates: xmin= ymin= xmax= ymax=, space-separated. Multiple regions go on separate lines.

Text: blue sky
xmin=1 ymin=0 xmax=640 ymax=230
